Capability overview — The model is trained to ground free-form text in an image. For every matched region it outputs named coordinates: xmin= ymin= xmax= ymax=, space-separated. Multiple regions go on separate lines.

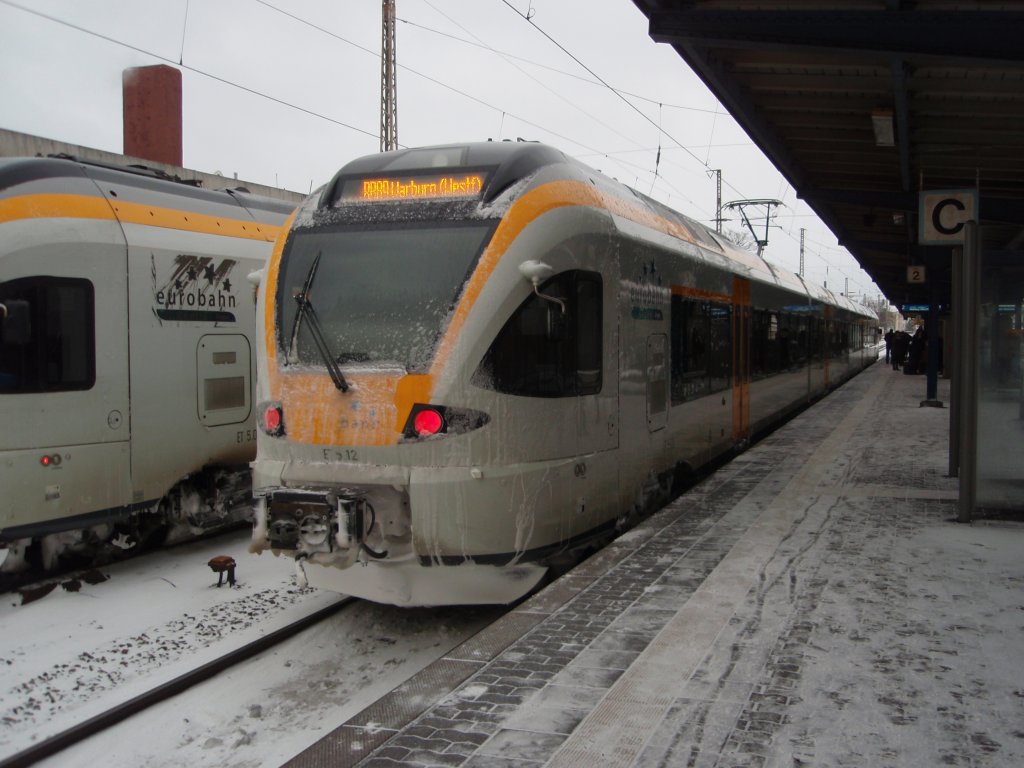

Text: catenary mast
xmin=380 ymin=0 xmax=398 ymax=152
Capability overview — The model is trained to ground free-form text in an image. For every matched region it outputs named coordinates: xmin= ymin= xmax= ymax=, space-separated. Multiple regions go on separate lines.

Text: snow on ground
xmin=0 ymin=529 xmax=503 ymax=767
xmin=769 ymin=512 xmax=1024 ymax=767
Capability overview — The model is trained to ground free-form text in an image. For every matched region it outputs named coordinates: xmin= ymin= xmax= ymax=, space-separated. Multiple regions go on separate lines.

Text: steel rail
xmin=0 ymin=597 xmax=354 ymax=768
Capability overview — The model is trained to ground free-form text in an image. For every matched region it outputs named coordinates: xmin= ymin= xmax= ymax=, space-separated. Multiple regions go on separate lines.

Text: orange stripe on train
xmin=0 ymin=193 xmax=282 ymax=242
xmin=263 ymin=179 xmax=709 ymax=447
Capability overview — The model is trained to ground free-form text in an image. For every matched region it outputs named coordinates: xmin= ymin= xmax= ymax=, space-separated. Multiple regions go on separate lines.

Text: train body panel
xmin=0 ymin=156 xmax=296 ymax=570
xmin=122 ymin=221 xmax=264 ymax=507
xmin=0 ymin=202 xmax=132 ymax=537
xmin=250 ymin=142 xmax=875 ymax=606
xmin=0 ymin=217 xmax=130 ymax=455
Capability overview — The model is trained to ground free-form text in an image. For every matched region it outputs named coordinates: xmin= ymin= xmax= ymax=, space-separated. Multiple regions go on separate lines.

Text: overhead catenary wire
xmin=259 ymin=0 xmax=707 ymax=212
xmin=0 ymin=0 xmax=665 ymax=197
xmin=0 ymin=0 xmax=380 ymax=141
xmin=416 ymin=2 xmax=875 ymax=296
xmin=419 ymin=0 xmax=649 ymax=158
xmin=397 ymin=16 xmax=723 ymax=115
xmin=1 ymin=0 xmax=706 ymax=206
xmin=0 ymin=0 xmax=700 ymax=213
xmin=177 ymin=0 xmax=189 ymax=65
xmin=492 ymin=0 xmax=812 ymax=225
xmin=704 ymin=104 xmax=721 ymax=167
xmin=649 ymin=102 xmax=662 ymax=195
xmin=251 ymin=0 xmax=661 ymax=170
xmin=491 ymin=0 xmax=878 ymax=295
xmin=498 ymin=0 xmax=713 ymax=176
xmin=1 ymin=0 xmax=877 ymax=296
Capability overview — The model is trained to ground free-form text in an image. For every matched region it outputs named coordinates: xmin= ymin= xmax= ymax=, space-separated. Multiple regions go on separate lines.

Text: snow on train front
xmin=248 ymin=143 xmax=593 ymax=606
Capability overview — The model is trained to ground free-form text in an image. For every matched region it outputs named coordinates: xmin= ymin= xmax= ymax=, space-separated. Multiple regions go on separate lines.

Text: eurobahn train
xmin=249 ymin=141 xmax=875 ymax=606
xmin=0 ymin=155 xmax=296 ymax=574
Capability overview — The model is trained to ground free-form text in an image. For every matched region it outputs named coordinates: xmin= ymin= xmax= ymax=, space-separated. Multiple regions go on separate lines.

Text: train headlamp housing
xmin=413 ymin=408 xmax=444 ymax=436
xmin=401 ymin=404 xmax=489 ymax=441
xmin=258 ymin=401 xmax=285 ymax=437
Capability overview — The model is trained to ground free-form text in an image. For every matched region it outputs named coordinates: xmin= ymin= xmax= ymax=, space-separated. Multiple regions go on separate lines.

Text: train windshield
xmin=277 ymin=222 xmax=495 ymax=371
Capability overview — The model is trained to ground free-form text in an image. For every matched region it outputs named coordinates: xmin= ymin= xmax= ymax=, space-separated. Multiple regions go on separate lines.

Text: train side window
xmin=0 ymin=277 xmax=95 ymax=394
xmin=786 ymin=313 xmax=809 ymax=366
xmin=707 ymin=302 xmax=732 ymax=394
xmin=809 ymin=316 xmax=824 ymax=361
xmin=671 ymin=295 xmax=724 ymax=404
xmin=473 ymin=270 xmax=602 ymax=397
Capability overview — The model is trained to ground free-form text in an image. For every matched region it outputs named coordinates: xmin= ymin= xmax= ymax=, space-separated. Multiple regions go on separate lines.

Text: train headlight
xmin=258 ymin=401 xmax=285 ymax=436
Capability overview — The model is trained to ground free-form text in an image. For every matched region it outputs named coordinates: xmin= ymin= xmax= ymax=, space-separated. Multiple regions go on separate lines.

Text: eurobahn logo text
xmin=154 ymin=254 xmax=238 ymax=311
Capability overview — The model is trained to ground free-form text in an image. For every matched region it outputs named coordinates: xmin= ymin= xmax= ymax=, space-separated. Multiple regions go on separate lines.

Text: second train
xmin=250 ymin=141 xmax=876 ymax=606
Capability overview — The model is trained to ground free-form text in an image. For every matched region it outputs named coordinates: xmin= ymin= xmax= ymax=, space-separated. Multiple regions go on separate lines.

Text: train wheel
xmin=131 ymin=511 xmax=171 ymax=553
xmin=0 ymin=539 xmax=30 ymax=573
xmin=108 ymin=510 xmax=169 ymax=559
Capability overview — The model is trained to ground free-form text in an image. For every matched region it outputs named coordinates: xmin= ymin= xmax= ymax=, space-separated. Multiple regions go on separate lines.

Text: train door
xmin=646 ymin=333 xmax=668 ymax=432
xmin=0 ymin=221 xmax=131 ymax=542
xmin=573 ymin=264 xmax=619 ymax=533
xmin=732 ymin=276 xmax=751 ymax=442
xmin=823 ymin=305 xmax=833 ymax=389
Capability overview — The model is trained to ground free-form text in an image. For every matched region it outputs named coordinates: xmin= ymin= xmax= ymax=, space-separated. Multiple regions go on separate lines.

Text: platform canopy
xmin=631 ymin=0 xmax=1024 ymax=310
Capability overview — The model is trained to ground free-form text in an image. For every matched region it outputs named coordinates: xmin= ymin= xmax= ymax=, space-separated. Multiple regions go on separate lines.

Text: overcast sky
xmin=0 ymin=0 xmax=882 ymax=300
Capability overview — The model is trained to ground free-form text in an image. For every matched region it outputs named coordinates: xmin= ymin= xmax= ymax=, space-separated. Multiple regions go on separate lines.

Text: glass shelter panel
xmin=976 ymin=254 xmax=1024 ymax=512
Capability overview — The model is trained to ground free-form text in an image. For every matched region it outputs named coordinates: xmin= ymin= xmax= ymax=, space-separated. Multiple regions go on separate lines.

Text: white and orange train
xmin=0 ymin=156 xmax=296 ymax=573
xmin=250 ymin=141 xmax=875 ymax=606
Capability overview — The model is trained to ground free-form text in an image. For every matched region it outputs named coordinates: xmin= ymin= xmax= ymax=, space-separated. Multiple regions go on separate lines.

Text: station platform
xmin=287 ymin=357 xmax=1024 ymax=768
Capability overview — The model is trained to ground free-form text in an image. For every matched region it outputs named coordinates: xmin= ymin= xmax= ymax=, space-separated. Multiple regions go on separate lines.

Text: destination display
xmin=340 ymin=172 xmax=486 ymax=202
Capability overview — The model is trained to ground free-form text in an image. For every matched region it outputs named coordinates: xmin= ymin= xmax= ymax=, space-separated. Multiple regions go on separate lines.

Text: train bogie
xmin=250 ymin=142 xmax=875 ymax=606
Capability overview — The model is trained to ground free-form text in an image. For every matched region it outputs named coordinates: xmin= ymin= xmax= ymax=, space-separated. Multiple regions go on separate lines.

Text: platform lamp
xmin=871 ymin=109 xmax=895 ymax=147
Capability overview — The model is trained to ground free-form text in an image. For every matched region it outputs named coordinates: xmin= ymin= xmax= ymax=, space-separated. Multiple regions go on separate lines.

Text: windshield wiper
xmin=289 ymin=251 xmax=349 ymax=392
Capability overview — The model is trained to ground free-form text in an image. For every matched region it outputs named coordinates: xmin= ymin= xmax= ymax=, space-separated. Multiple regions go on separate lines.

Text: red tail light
xmin=258 ymin=401 xmax=285 ymax=436
xmin=401 ymin=404 xmax=489 ymax=441
xmin=413 ymin=408 xmax=444 ymax=436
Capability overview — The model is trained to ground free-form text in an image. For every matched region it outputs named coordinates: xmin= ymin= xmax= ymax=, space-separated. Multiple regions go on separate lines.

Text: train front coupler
xmin=252 ymin=487 xmax=386 ymax=568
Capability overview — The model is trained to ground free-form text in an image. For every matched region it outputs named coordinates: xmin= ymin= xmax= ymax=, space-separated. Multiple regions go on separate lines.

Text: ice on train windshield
xmin=276 ymin=223 xmax=495 ymax=372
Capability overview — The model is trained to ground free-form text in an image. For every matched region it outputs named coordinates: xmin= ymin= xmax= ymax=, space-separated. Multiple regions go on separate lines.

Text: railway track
xmin=0 ymin=597 xmax=354 ymax=768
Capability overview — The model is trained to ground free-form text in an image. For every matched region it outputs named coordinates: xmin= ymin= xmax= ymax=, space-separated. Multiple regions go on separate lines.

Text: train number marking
xmin=236 ymin=429 xmax=257 ymax=443
xmin=323 ymin=449 xmax=360 ymax=462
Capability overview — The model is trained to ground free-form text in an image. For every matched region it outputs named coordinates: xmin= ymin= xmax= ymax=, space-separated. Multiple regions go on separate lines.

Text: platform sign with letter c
xmin=919 ymin=189 xmax=978 ymax=245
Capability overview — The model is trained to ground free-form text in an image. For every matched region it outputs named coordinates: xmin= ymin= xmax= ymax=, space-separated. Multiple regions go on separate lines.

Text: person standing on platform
xmin=892 ymin=330 xmax=909 ymax=371
xmin=884 ymin=328 xmax=894 ymax=364
xmin=908 ymin=327 xmax=926 ymax=374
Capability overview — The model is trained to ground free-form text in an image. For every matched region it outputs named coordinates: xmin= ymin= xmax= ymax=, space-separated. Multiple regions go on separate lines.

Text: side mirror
xmin=518 ymin=260 xmax=554 ymax=285
xmin=517 ymin=260 xmax=565 ymax=315
xmin=0 ymin=300 xmax=31 ymax=345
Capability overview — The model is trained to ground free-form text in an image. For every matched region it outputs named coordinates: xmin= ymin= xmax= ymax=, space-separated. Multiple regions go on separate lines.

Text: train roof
xmin=0 ymin=155 xmax=296 ymax=220
xmin=318 ymin=141 xmax=876 ymax=320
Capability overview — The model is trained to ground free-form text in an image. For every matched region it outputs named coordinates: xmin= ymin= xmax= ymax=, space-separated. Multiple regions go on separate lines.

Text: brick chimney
xmin=122 ymin=64 xmax=182 ymax=166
